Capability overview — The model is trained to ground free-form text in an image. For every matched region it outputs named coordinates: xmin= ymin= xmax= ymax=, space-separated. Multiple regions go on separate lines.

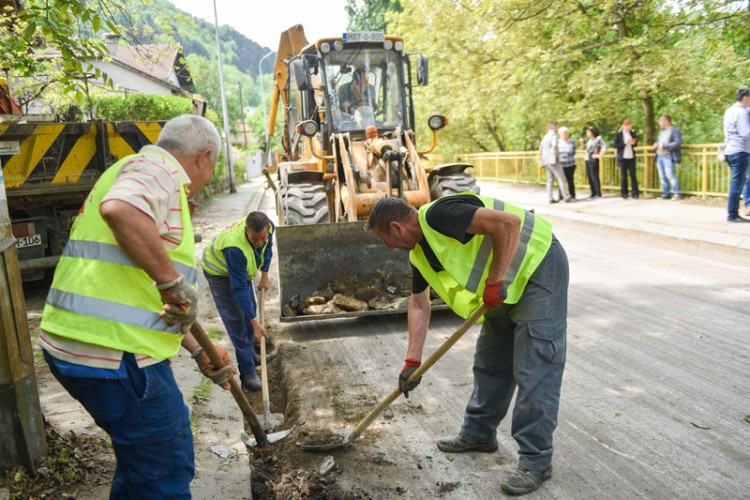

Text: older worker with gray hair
xmin=39 ymin=115 xmax=232 ymax=497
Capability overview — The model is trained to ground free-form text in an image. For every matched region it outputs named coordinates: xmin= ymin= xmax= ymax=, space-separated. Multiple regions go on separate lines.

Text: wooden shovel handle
xmin=350 ymin=305 xmax=487 ymax=440
xmin=258 ymin=289 xmax=270 ymax=405
xmin=191 ymin=321 xmax=268 ymax=448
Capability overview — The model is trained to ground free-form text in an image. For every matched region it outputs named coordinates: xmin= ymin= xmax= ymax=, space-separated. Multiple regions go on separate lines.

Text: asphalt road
xmin=30 ymin=179 xmax=750 ymax=499
xmin=279 ymin=192 xmax=750 ymax=499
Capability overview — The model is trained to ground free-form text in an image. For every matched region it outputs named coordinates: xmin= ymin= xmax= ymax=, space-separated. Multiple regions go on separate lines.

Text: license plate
xmin=15 ymin=234 xmax=42 ymax=248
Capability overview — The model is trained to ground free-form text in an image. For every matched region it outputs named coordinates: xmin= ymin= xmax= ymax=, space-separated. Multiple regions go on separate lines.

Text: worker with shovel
xmin=367 ymin=194 xmax=569 ymax=496
xmin=39 ymin=115 xmax=236 ymax=498
xmin=201 ymin=211 xmax=273 ymax=392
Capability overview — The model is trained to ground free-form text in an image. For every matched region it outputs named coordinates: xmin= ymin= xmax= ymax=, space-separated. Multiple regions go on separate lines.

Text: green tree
xmin=389 ymin=0 xmax=750 ymax=153
xmin=346 ymin=0 xmax=402 ymax=32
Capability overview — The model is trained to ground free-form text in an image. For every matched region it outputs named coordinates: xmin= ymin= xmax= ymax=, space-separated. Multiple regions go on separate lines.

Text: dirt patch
xmin=296 ymin=429 xmax=347 ymax=450
xmin=0 ymin=421 xmax=114 ymax=498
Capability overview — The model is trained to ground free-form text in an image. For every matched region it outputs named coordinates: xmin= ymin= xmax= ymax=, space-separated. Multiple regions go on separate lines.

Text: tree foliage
xmin=346 ymin=0 xmax=402 ymax=32
xmin=83 ymin=94 xmax=193 ymax=121
xmin=388 ymin=0 xmax=750 ymax=152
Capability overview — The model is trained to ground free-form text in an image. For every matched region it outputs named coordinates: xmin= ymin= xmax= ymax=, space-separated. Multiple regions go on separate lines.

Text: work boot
xmin=437 ymin=434 xmax=498 ymax=453
xmin=253 ymin=351 xmax=273 ymax=366
xmin=500 ymin=466 xmax=552 ymax=496
xmin=240 ymin=373 xmax=262 ymax=392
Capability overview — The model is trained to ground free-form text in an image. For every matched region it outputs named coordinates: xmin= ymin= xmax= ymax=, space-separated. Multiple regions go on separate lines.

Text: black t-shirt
xmin=412 ymin=196 xmax=484 ymax=294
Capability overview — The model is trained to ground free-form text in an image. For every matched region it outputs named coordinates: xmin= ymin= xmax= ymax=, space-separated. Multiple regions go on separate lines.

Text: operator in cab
xmin=339 ymin=68 xmax=378 ymax=115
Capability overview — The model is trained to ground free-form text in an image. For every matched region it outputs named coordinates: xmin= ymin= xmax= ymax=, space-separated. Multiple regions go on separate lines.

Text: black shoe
xmin=727 ymin=216 xmax=750 ymax=223
xmin=501 ymin=466 xmax=553 ymax=496
xmin=240 ymin=373 xmax=262 ymax=391
xmin=253 ymin=351 xmax=273 ymax=366
xmin=437 ymin=435 xmax=498 ymax=453
xmin=548 ymin=199 xmax=558 ymax=204
xmin=660 ymin=195 xmax=670 ymax=199
xmin=633 ymin=193 xmax=639 ymax=199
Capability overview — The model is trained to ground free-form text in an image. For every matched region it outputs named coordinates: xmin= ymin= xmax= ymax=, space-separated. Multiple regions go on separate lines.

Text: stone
xmin=302 ymin=295 xmax=327 ymax=307
xmin=331 ymin=294 xmax=367 ymax=312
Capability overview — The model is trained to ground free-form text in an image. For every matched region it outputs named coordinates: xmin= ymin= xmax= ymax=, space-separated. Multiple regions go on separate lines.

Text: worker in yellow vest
xmin=367 ymin=193 xmax=569 ymax=496
xmin=201 ymin=212 xmax=273 ymax=391
xmin=39 ymin=115 xmax=233 ymax=498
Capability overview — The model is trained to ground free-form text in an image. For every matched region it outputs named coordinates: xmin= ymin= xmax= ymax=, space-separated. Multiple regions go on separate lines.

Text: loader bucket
xmin=275 ymin=222 xmax=412 ymax=322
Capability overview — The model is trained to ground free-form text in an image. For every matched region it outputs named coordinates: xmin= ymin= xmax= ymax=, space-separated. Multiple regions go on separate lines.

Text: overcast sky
xmin=168 ymin=0 xmax=350 ymax=50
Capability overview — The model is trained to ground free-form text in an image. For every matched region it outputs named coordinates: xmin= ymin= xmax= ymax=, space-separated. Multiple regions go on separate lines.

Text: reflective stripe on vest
xmin=63 ymin=240 xmax=197 ymax=286
xmin=40 ymin=151 xmax=196 ymax=360
xmin=410 ymin=193 xmax=552 ymax=318
xmin=201 ymin=220 xmax=273 ymax=278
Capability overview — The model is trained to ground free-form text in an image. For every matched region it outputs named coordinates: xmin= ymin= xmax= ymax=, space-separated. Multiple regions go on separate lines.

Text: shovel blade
xmin=241 ymin=428 xmax=292 ymax=447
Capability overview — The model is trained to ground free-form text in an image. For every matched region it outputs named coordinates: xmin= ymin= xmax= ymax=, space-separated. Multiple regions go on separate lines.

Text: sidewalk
xmin=478 ymin=181 xmax=750 ymax=250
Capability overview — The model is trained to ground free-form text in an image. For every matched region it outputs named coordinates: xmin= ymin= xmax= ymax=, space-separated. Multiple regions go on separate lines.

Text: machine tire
xmin=280 ymin=182 xmax=329 ymax=225
xmin=429 ymin=172 xmax=480 ymax=200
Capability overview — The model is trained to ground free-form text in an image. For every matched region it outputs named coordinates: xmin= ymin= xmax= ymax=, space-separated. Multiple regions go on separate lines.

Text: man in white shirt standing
xmin=539 ymin=122 xmax=572 ymax=204
xmin=723 ymin=88 xmax=750 ymax=222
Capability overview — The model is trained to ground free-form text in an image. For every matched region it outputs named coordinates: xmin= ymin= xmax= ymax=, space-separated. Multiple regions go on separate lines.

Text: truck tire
xmin=430 ymin=172 xmax=480 ymax=200
xmin=281 ymin=182 xmax=329 ymax=225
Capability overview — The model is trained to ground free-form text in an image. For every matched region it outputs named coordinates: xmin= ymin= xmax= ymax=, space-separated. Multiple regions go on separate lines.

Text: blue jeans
xmin=460 ymin=237 xmax=568 ymax=472
xmin=743 ymin=161 xmax=750 ymax=208
xmin=656 ymin=155 xmax=680 ymax=197
xmin=726 ymin=152 xmax=750 ymax=218
xmin=203 ymin=271 xmax=257 ymax=376
xmin=44 ymin=351 xmax=194 ymax=499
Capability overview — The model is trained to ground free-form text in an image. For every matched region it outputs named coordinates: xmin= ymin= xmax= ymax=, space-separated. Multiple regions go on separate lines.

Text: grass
xmin=206 ymin=327 xmax=222 ymax=341
xmin=192 ymin=378 xmax=212 ymax=406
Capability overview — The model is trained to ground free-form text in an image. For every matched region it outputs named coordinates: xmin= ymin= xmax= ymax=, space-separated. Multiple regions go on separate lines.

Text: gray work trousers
xmin=544 ymin=163 xmax=571 ymax=201
xmin=460 ymin=236 xmax=568 ymax=471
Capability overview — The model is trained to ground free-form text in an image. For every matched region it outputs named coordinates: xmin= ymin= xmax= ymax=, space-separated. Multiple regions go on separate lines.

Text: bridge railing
xmin=425 ymin=144 xmax=729 ymax=197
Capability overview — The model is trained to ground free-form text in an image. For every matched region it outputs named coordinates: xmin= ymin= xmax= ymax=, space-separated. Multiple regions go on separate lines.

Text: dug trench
xmin=228 ymin=336 xmax=377 ymax=499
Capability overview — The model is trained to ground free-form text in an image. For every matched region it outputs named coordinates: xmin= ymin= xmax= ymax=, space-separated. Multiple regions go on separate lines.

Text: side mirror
xmin=417 ymin=55 xmax=429 ymax=86
xmin=290 ymin=57 xmax=312 ymax=91
xmin=296 ymin=120 xmax=319 ymax=137
xmin=427 ymin=114 xmax=448 ymax=131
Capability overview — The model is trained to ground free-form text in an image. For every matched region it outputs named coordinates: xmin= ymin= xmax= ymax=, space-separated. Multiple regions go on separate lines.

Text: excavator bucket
xmin=275 ymin=222 xmax=413 ymax=322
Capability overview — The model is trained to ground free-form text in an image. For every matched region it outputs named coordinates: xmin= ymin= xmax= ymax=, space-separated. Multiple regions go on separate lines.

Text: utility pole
xmin=237 ymin=83 xmax=248 ymax=150
xmin=0 ymin=168 xmax=46 ymax=470
xmin=212 ymin=0 xmax=236 ymax=194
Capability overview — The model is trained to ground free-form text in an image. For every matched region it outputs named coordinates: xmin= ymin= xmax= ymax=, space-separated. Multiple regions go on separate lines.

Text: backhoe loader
xmin=264 ymin=25 xmax=477 ymax=321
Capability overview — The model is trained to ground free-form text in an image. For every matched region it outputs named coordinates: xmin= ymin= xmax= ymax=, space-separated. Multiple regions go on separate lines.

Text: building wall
xmin=87 ymin=60 xmax=174 ymax=95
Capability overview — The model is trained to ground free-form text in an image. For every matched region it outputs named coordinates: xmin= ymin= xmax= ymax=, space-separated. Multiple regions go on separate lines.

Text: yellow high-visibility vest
xmin=40 ymin=152 xmax=196 ymax=360
xmin=410 ymin=193 xmax=552 ymax=318
xmin=201 ymin=219 xmax=273 ymax=278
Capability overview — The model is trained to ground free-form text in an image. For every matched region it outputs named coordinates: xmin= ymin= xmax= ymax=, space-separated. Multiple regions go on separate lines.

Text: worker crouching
xmin=367 ymin=194 xmax=568 ymax=496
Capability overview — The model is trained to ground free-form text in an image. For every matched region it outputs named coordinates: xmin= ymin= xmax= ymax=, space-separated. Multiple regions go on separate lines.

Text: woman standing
xmin=613 ymin=119 xmax=639 ymax=199
xmin=558 ymin=127 xmax=577 ymax=199
xmin=584 ymin=126 xmax=606 ymax=199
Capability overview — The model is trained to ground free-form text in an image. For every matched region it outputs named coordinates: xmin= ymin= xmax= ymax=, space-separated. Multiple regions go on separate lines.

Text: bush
xmin=83 ymin=94 xmax=193 ymax=121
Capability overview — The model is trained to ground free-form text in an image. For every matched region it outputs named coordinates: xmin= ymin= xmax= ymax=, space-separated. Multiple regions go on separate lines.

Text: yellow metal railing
xmin=440 ymin=144 xmax=729 ymax=198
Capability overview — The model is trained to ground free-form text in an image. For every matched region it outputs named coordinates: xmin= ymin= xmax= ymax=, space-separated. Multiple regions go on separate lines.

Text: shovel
xmin=300 ymin=305 xmax=487 ymax=451
xmin=257 ymin=289 xmax=285 ymax=430
xmin=190 ymin=321 xmax=268 ymax=448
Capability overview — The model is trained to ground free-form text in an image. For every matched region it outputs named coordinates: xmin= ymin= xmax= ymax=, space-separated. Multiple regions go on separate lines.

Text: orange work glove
xmin=483 ymin=279 xmax=507 ymax=310
xmin=191 ymin=346 xmax=234 ymax=390
xmin=398 ymin=358 xmax=422 ymax=398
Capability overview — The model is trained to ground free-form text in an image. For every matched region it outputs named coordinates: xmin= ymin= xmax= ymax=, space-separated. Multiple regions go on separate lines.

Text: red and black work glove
xmin=191 ymin=346 xmax=234 ymax=390
xmin=483 ymin=279 xmax=507 ymax=310
xmin=156 ymin=275 xmax=198 ymax=333
xmin=399 ymin=358 xmax=422 ymax=398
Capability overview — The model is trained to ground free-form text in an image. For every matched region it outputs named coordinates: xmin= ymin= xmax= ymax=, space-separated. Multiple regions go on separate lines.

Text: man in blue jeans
xmin=653 ymin=115 xmax=683 ymax=200
xmin=39 ymin=115 xmax=234 ymax=498
xmin=723 ymin=88 xmax=750 ymax=222
xmin=202 ymin=212 xmax=273 ymax=391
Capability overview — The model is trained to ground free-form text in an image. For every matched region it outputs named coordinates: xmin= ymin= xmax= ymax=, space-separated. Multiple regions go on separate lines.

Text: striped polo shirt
xmin=39 ymin=146 xmax=192 ymax=369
